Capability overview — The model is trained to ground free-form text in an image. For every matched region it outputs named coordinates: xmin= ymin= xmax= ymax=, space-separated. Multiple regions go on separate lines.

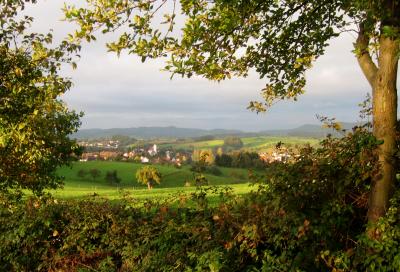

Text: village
xmin=79 ymin=142 xmax=191 ymax=166
xmin=78 ymin=139 xmax=294 ymax=167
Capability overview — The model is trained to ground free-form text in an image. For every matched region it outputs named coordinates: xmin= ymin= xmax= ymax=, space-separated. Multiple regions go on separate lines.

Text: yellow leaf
xmin=15 ymin=68 xmax=23 ymax=77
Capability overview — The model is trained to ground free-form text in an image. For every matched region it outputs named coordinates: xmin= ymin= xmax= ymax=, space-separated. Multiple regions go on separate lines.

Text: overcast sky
xmin=25 ymin=0 xmax=399 ymax=131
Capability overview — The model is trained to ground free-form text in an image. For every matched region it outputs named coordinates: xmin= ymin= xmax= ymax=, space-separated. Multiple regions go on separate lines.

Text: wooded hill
xmin=72 ymin=122 xmax=361 ymax=139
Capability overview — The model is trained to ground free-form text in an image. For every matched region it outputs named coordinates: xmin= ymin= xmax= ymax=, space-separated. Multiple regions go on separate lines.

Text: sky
xmin=25 ymin=0 xmax=398 ymax=132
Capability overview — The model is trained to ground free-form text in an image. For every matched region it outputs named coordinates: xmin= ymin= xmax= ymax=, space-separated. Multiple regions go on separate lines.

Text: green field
xmin=55 ymin=161 xmax=255 ymax=201
xmin=159 ymin=136 xmax=319 ymax=151
xmin=241 ymin=136 xmax=319 ymax=150
xmin=159 ymin=139 xmax=224 ymax=150
xmin=55 ymin=136 xmax=319 ymax=201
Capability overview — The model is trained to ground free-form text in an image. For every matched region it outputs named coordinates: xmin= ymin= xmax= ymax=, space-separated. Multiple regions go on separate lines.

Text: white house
xmin=140 ymin=156 xmax=150 ymax=163
xmin=148 ymin=144 xmax=158 ymax=156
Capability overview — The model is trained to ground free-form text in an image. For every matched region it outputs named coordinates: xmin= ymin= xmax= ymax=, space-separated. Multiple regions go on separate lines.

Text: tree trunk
xmin=368 ymin=36 xmax=399 ymax=224
xmin=147 ymin=181 xmax=153 ymax=190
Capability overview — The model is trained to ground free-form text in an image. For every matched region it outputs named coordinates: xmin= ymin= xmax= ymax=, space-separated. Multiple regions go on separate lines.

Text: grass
xmin=54 ymin=136 xmax=319 ymax=202
xmin=159 ymin=136 xmax=319 ymax=152
xmin=54 ymin=161 xmax=256 ymax=201
xmin=159 ymin=139 xmax=224 ymax=150
xmin=241 ymin=136 xmax=319 ymax=151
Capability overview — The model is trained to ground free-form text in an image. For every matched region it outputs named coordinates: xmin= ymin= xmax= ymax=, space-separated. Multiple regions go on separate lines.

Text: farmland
xmin=54 ymin=161 xmax=255 ymax=200
xmin=158 ymin=135 xmax=319 ymax=151
xmin=54 ymin=136 xmax=320 ymax=200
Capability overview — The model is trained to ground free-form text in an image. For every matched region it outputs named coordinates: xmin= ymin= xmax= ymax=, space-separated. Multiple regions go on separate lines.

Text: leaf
xmin=18 ymin=123 xmax=26 ymax=130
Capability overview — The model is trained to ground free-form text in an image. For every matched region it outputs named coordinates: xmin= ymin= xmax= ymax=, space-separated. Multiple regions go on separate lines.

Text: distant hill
xmin=261 ymin=122 xmax=363 ymax=138
xmin=72 ymin=126 xmax=244 ymax=139
xmin=72 ymin=122 xmax=362 ymax=139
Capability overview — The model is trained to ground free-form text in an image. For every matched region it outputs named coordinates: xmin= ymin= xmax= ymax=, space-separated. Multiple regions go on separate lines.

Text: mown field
xmin=55 ymin=161 xmax=255 ymax=201
xmin=159 ymin=135 xmax=319 ymax=151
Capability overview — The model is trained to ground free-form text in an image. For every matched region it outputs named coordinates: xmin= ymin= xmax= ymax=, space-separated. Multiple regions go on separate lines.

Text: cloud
xmin=25 ymin=1 xmax=399 ymax=131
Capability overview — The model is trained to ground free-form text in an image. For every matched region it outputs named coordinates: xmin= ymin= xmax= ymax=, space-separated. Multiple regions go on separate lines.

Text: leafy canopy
xmin=64 ymin=0 xmax=398 ymax=110
xmin=135 ymin=165 xmax=162 ymax=188
xmin=0 ymin=0 xmax=82 ymax=198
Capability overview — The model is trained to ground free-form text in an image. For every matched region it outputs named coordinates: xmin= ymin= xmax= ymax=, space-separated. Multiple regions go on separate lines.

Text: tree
xmin=136 ymin=166 xmax=162 ymax=189
xmin=215 ymin=154 xmax=233 ymax=168
xmin=223 ymin=136 xmax=244 ymax=151
xmin=105 ymin=170 xmax=121 ymax=185
xmin=89 ymin=169 xmax=101 ymax=181
xmin=77 ymin=169 xmax=88 ymax=179
xmin=65 ymin=1 xmax=399 ymax=224
xmin=0 ymin=1 xmax=81 ymax=199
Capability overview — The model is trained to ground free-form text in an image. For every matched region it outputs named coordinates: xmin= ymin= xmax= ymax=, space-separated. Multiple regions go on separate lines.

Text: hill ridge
xmin=72 ymin=122 xmax=363 ymax=139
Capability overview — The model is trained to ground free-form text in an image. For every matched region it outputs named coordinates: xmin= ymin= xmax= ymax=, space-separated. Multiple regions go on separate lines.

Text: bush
xmin=77 ymin=169 xmax=88 ymax=179
xmin=215 ymin=152 xmax=265 ymax=169
xmin=215 ymin=154 xmax=232 ymax=167
xmin=205 ymin=165 xmax=222 ymax=176
xmin=223 ymin=136 xmax=243 ymax=150
xmin=194 ymin=174 xmax=209 ymax=186
xmin=89 ymin=168 xmax=101 ymax=181
xmin=105 ymin=170 xmax=121 ymax=185
xmin=1 ymin=125 xmax=400 ymax=271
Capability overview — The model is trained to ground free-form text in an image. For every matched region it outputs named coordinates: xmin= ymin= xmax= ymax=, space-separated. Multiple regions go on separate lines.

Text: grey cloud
xmin=28 ymin=1 xmax=400 ymax=131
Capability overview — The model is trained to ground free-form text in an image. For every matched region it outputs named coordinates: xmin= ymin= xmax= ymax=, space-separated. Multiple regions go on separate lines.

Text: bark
xmin=368 ymin=36 xmax=399 ymax=224
xmin=355 ymin=24 xmax=399 ymax=226
xmin=355 ymin=24 xmax=378 ymax=87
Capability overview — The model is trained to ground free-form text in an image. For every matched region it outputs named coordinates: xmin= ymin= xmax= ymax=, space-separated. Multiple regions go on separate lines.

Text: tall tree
xmin=0 ymin=0 xmax=81 ymax=198
xmin=65 ymin=0 xmax=399 ymax=224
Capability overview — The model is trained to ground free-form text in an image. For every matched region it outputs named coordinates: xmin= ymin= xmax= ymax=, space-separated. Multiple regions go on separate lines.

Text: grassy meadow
xmin=54 ymin=136 xmax=320 ymax=201
xmin=54 ymin=161 xmax=255 ymax=201
xmin=159 ymin=135 xmax=319 ymax=151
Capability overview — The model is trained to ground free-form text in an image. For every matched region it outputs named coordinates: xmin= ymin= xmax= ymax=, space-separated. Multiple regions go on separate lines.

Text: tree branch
xmin=354 ymin=23 xmax=378 ymax=88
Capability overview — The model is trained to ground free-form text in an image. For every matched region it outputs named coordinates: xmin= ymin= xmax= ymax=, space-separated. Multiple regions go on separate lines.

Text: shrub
xmin=205 ymin=165 xmax=222 ymax=176
xmin=194 ymin=174 xmax=209 ymax=186
xmin=1 ymin=125 xmax=400 ymax=271
xmin=215 ymin=154 xmax=232 ymax=167
xmin=77 ymin=169 xmax=88 ymax=179
xmin=89 ymin=168 xmax=101 ymax=181
xmin=105 ymin=170 xmax=121 ymax=185
xmin=223 ymin=136 xmax=243 ymax=150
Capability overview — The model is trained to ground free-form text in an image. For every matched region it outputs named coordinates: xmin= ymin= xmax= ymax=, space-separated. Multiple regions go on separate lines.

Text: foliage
xmin=62 ymin=0 xmax=399 ymax=110
xmin=2 ymin=123 xmax=400 ymax=271
xmin=190 ymin=149 xmax=223 ymax=178
xmin=192 ymin=149 xmax=214 ymax=164
xmin=216 ymin=151 xmax=265 ymax=169
xmin=111 ymin=135 xmax=137 ymax=147
xmin=0 ymin=0 xmax=82 ymax=198
xmin=190 ymin=159 xmax=207 ymax=173
xmin=105 ymin=170 xmax=121 ymax=185
xmin=193 ymin=173 xmax=209 ymax=186
xmin=89 ymin=169 xmax=101 ymax=181
xmin=57 ymin=161 xmax=251 ymax=196
xmin=77 ymin=169 xmax=88 ymax=179
xmin=206 ymin=165 xmax=223 ymax=176
xmin=193 ymin=135 xmax=215 ymax=142
xmin=63 ymin=0 xmax=400 ymax=227
xmin=136 ymin=165 xmax=162 ymax=189
xmin=215 ymin=153 xmax=233 ymax=167
xmin=223 ymin=136 xmax=243 ymax=151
